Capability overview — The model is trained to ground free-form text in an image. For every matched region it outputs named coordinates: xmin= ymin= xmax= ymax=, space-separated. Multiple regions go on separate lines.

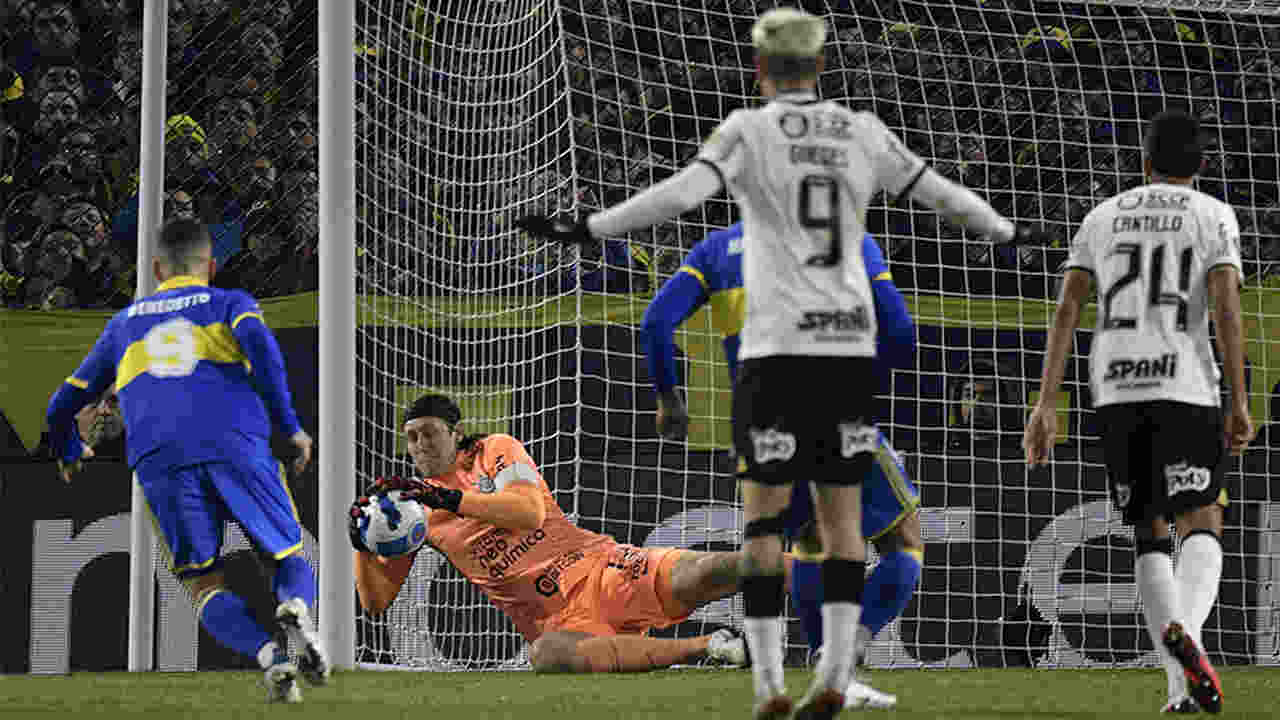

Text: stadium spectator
xmin=0 ymin=0 xmax=1273 ymax=308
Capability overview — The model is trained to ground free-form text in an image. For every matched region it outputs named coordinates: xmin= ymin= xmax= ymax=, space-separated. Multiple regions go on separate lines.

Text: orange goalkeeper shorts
xmin=539 ymin=544 xmax=690 ymax=637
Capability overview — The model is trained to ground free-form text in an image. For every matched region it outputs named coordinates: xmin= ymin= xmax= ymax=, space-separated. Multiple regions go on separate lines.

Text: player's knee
xmin=878 ymin=510 xmax=923 ymax=556
xmin=529 ymin=633 xmax=582 ymax=674
xmin=182 ymin=569 xmax=227 ymax=610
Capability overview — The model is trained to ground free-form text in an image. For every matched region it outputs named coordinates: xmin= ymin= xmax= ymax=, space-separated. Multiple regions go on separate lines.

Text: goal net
xmin=353 ymin=0 xmax=1280 ymax=670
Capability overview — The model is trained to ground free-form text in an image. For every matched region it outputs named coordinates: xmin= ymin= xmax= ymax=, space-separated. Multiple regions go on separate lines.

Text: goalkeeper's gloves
xmin=656 ymin=389 xmax=690 ymax=441
xmin=515 ymin=214 xmax=595 ymax=247
xmin=368 ymin=475 xmax=464 ymax=514
xmin=348 ymin=495 xmax=372 ymax=552
xmin=1011 ymin=224 xmax=1055 ymax=247
xmin=407 ymin=482 xmax=463 ymax=514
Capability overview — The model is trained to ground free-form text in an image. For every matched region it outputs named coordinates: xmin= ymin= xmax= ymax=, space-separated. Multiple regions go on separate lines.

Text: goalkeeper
xmin=352 ymin=392 xmax=756 ymax=673
xmin=642 ymin=222 xmax=920 ymax=709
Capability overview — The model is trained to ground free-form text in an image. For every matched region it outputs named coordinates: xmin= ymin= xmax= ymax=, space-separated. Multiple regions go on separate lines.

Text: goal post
xmin=127 ymin=0 xmax=168 ymax=673
xmin=319 ymin=0 xmax=359 ymax=672
xmin=336 ymin=0 xmax=1280 ymax=671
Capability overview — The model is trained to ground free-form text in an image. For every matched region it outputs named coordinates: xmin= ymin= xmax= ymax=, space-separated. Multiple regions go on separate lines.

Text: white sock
xmin=1176 ymin=532 xmax=1223 ymax=651
xmin=744 ymin=616 xmax=786 ymax=700
xmin=1136 ymin=551 xmax=1186 ymax=701
xmin=816 ymin=602 xmax=861 ymax=691
xmin=257 ymin=640 xmax=282 ymax=670
xmin=855 ymin=624 xmax=873 ymax=667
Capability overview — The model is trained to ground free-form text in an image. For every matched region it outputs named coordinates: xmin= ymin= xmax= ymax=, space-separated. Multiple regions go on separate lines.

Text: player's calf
xmin=529 ymin=630 xmax=737 ymax=673
xmin=271 ymin=552 xmax=330 ymax=686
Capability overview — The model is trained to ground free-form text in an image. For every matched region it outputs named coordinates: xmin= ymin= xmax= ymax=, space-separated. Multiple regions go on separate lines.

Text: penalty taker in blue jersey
xmin=641 ymin=222 xmax=922 ymax=705
xmin=45 ymin=218 xmax=329 ymax=704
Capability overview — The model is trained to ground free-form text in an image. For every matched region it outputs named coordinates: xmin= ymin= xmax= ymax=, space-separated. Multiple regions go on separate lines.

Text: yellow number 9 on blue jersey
xmin=144 ymin=317 xmax=199 ymax=377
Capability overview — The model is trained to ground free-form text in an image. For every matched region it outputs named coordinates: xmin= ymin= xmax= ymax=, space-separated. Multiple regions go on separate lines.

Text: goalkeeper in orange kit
xmin=352 ymin=393 xmax=764 ymax=673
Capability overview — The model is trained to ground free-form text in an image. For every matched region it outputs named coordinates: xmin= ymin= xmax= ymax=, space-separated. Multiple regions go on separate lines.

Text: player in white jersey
xmin=517 ymin=9 xmax=1048 ymax=719
xmin=1025 ymin=110 xmax=1253 ymax=715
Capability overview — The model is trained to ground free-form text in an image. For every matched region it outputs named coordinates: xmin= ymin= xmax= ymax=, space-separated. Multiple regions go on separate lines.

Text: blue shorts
xmin=139 ymin=455 xmax=303 ymax=578
xmin=785 ymin=434 xmax=919 ymax=542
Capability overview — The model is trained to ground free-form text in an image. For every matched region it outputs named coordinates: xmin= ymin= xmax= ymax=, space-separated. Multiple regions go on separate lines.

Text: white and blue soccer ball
xmin=357 ymin=490 xmax=428 ymax=557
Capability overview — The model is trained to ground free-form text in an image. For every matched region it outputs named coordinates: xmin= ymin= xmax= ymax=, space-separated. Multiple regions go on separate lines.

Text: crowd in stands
xmin=1 ymin=0 xmax=1278 ymax=309
xmin=560 ymin=0 xmax=1280 ymax=297
xmin=0 ymin=0 xmax=317 ymax=310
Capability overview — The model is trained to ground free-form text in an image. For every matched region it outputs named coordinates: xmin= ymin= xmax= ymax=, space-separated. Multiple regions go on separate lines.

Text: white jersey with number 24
xmin=697 ymin=92 xmax=926 ymax=361
xmin=1065 ymin=182 xmax=1242 ymax=408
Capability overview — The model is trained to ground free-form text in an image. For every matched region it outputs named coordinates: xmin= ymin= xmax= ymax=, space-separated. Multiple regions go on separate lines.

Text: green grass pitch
xmin=3 ymin=667 xmax=1278 ymax=719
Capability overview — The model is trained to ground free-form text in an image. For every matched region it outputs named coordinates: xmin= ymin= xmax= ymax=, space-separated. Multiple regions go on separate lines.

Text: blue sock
xmin=859 ymin=550 xmax=922 ymax=637
xmin=199 ymin=589 xmax=275 ymax=660
xmin=789 ymin=558 xmax=824 ymax=653
xmin=274 ymin=553 xmax=317 ymax=608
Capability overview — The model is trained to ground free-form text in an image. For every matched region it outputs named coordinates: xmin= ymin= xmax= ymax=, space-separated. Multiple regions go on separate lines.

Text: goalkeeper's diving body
xmin=45 ymin=218 xmax=328 ymax=704
xmin=516 ymin=9 xmax=1046 ymax=718
xmin=642 ymin=221 xmax=921 ymax=710
xmin=352 ymin=393 xmax=755 ymax=673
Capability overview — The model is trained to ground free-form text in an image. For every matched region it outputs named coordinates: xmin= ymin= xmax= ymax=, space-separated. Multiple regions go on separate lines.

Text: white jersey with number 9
xmin=696 ymin=91 xmax=926 ymax=361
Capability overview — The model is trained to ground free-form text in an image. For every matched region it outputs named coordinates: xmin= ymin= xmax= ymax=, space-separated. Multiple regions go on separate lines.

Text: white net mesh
xmin=353 ymin=0 xmax=1280 ymax=669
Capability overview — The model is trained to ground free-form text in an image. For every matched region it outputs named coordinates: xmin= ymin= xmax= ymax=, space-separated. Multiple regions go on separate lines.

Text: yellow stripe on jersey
xmin=866 ymin=443 xmax=921 ymax=542
xmin=115 ymin=322 xmax=250 ymax=392
xmin=273 ymin=460 xmax=304 ymax=559
xmin=678 ymin=265 xmax=708 ymax=290
xmin=65 ymin=376 xmax=89 ymax=389
xmin=708 ymin=287 xmax=746 ymax=338
xmin=873 ymin=271 xmax=892 ymax=282
xmin=231 ymin=311 xmax=264 ymax=329
xmin=155 ymin=275 xmax=209 ymax=293
xmin=4 ymin=73 xmax=23 ymax=102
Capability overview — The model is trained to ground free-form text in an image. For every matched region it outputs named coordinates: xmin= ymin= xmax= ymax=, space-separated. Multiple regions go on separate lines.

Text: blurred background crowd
xmin=558 ymin=0 xmax=1280 ymax=298
xmin=0 ymin=0 xmax=318 ymax=310
xmin=1 ymin=0 xmax=1278 ymax=310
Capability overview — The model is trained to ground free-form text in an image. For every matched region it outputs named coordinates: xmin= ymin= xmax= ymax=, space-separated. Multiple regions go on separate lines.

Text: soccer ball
xmin=357 ymin=490 xmax=429 ymax=557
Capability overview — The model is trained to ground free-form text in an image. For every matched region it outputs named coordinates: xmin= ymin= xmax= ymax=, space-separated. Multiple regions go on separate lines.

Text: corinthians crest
xmin=473 ymin=474 xmax=496 ymax=493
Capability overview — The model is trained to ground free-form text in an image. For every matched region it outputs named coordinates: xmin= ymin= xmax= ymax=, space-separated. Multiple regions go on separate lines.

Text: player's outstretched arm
xmin=867 ymin=114 xmax=1050 ymax=246
xmin=46 ymin=318 xmax=118 ymax=480
xmin=1024 ymin=268 xmax=1092 ymax=466
xmin=352 ymin=547 xmax=416 ymax=615
xmin=905 ymin=169 xmax=1053 ymax=246
xmin=518 ymin=162 xmax=721 ymax=245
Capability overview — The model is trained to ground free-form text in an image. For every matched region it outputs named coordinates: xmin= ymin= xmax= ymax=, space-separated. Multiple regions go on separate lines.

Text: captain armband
xmin=494 ymin=462 xmax=539 ymax=492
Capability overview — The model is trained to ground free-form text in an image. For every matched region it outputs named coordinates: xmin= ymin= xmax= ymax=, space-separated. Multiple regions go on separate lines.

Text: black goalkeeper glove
xmin=406 ymin=482 xmax=464 ymax=514
xmin=515 ymin=214 xmax=595 ymax=247
xmin=1012 ymin=224 xmax=1055 ymax=247
xmin=348 ymin=495 xmax=372 ymax=552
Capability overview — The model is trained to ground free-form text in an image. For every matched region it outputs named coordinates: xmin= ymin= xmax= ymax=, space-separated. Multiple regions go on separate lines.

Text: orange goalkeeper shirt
xmin=424 ymin=434 xmax=612 ymax=640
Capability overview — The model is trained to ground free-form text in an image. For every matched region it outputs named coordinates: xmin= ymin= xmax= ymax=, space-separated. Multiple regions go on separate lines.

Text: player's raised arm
xmin=865 ymin=113 xmax=1051 ymax=247
xmin=516 ymin=112 xmax=740 ymax=245
xmin=45 ymin=315 xmax=119 ymax=480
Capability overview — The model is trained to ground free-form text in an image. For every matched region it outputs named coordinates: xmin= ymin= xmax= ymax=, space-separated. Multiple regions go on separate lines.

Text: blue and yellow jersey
xmin=641 ymin=222 xmax=914 ymax=393
xmin=46 ymin=276 xmax=301 ymax=472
